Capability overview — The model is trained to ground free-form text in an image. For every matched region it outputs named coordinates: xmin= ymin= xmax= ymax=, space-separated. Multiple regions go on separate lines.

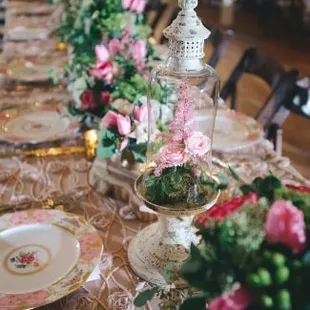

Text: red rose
xmin=208 ymin=286 xmax=252 ymax=310
xmin=80 ymin=90 xmax=96 ymax=110
xmin=197 ymin=193 xmax=258 ymax=226
xmin=286 ymin=184 xmax=310 ymax=193
xmin=100 ymin=91 xmax=111 ymax=105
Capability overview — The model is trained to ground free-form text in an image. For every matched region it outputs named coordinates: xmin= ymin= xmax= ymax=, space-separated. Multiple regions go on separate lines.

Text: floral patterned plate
xmin=196 ymin=110 xmax=263 ymax=151
xmin=0 ymin=209 xmax=103 ymax=310
xmin=0 ymin=103 xmax=80 ymax=144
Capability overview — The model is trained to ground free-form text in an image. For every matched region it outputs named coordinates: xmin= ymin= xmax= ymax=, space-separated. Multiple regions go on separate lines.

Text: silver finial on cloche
xmin=163 ymin=0 xmax=211 ymax=68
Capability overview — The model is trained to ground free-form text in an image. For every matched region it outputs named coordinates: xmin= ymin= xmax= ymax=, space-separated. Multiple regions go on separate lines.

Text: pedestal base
xmin=128 ymin=216 xmax=197 ymax=286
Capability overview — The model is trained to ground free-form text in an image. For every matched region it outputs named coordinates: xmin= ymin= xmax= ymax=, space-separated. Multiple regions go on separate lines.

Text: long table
xmin=0 ymin=3 xmax=309 ymax=310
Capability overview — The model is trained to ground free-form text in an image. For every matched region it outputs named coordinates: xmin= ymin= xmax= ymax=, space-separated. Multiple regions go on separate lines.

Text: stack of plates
xmin=0 ymin=209 xmax=103 ymax=310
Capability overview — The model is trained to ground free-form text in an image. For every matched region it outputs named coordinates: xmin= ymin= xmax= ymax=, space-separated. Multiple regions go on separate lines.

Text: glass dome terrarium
xmin=128 ymin=0 xmax=226 ymax=286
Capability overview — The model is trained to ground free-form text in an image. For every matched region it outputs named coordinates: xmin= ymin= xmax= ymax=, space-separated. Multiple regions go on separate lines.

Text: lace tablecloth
xmin=0 ymin=3 xmax=310 ymax=310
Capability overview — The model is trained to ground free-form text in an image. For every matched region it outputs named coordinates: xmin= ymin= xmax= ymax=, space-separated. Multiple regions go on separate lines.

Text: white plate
xmin=0 ymin=103 xmax=80 ymax=144
xmin=196 ymin=110 xmax=263 ymax=151
xmin=0 ymin=209 xmax=103 ymax=310
xmin=5 ymin=27 xmax=50 ymax=41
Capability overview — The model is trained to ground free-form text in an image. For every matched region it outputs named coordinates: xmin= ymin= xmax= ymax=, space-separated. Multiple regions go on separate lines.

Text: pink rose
xmin=117 ymin=114 xmax=131 ymax=135
xmin=100 ymin=111 xmax=131 ymax=136
xmin=101 ymin=91 xmax=111 ymax=105
xmin=134 ymin=103 xmax=148 ymax=122
xmin=108 ymin=39 xmax=121 ymax=57
xmin=81 ymin=90 xmax=96 ymax=110
xmin=95 ymin=44 xmax=110 ymax=62
xmin=130 ymin=40 xmax=147 ymax=63
xmin=265 ymin=200 xmax=306 ymax=254
xmin=209 ymin=287 xmax=252 ymax=310
xmin=161 ymin=143 xmax=186 ymax=166
xmin=185 ymin=131 xmax=211 ymax=156
xmin=122 ymin=0 xmax=146 ymax=13
xmin=89 ymin=62 xmax=114 ymax=84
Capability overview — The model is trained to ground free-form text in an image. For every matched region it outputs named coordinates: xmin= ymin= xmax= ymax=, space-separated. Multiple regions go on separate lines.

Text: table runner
xmin=0 ymin=3 xmax=309 ymax=310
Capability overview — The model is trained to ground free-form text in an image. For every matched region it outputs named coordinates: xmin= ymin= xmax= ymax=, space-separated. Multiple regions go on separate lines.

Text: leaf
xmin=163 ymin=262 xmax=177 ymax=284
xmin=179 ymin=295 xmax=207 ymax=310
xmin=213 ymin=173 xmax=229 ymax=189
xmin=228 ymin=166 xmax=242 ymax=182
xmin=96 ymin=144 xmax=117 ymax=159
xmin=129 ymin=143 xmax=147 ymax=163
xmin=240 ymin=184 xmax=253 ymax=195
xmin=133 ymin=287 xmax=159 ymax=307
xmin=180 ymin=244 xmax=204 ymax=278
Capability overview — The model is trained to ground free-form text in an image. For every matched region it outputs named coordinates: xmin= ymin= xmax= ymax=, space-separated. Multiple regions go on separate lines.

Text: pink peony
xmin=160 ymin=143 xmax=186 ymax=166
xmin=130 ymin=40 xmax=147 ymax=63
xmin=101 ymin=91 xmax=111 ymax=105
xmin=89 ymin=62 xmax=114 ymax=84
xmin=108 ymin=39 xmax=122 ymax=57
xmin=95 ymin=44 xmax=110 ymax=62
xmin=208 ymin=287 xmax=252 ymax=310
xmin=265 ymin=200 xmax=306 ymax=254
xmin=117 ymin=114 xmax=131 ymax=135
xmin=185 ymin=131 xmax=211 ymax=156
xmin=122 ymin=0 xmax=146 ymax=13
xmin=133 ymin=103 xmax=148 ymax=123
xmin=81 ymin=90 xmax=96 ymax=110
xmin=100 ymin=111 xmax=131 ymax=136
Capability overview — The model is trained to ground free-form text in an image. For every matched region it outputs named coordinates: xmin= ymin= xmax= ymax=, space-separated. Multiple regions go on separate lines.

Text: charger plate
xmin=0 ymin=103 xmax=80 ymax=144
xmin=0 ymin=209 xmax=103 ymax=310
xmin=196 ymin=110 xmax=263 ymax=151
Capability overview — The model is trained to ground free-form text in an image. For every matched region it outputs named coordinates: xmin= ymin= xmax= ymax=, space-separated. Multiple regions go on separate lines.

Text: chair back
xmin=207 ymin=27 xmax=233 ymax=68
xmin=256 ymin=69 xmax=299 ymax=129
xmin=221 ymin=47 xmax=285 ymax=110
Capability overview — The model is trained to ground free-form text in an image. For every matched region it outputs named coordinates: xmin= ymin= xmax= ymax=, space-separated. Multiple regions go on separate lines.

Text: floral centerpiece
xmin=51 ymin=0 xmax=162 ymax=162
xmin=135 ymin=174 xmax=310 ymax=310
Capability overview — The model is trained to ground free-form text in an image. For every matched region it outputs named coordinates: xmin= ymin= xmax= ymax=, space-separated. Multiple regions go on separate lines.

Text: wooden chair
xmin=220 ymin=46 xmax=285 ymax=110
xmin=145 ymin=0 xmax=179 ymax=44
xmin=256 ymin=69 xmax=300 ymax=155
xmin=207 ymin=26 xmax=233 ymax=68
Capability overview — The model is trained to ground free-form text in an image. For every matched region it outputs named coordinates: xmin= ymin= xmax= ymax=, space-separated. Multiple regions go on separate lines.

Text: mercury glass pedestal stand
xmin=128 ymin=176 xmax=220 ymax=286
xmin=128 ymin=0 xmax=221 ymax=286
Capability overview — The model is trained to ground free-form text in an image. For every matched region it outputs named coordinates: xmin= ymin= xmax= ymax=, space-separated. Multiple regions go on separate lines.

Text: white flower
xmin=134 ymin=122 xmax=148 ymax=144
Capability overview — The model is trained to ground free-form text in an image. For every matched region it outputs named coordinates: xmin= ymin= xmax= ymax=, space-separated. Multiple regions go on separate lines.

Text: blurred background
xmin=146 ymin=0 xmax=310 ymax=178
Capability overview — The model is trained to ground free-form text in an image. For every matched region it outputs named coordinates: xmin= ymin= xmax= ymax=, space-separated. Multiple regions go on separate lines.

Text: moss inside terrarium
xmin=141 ymin=165 xmax=227 ymax=208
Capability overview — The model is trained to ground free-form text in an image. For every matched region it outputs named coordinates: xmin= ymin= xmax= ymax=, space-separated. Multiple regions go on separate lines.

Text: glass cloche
xmin=136 ymin=0 xmax=221 ymax=210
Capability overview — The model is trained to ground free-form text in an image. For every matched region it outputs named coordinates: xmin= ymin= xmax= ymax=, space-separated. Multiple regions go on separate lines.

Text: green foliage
xmin=144 ymin=166 xmax=225 ymax=207
xmin=179 ymin=295 xmax=207 ymax=310
xmin=240 ymin=174 xmax=282 ymax=201
xmin=134 ymin=287 xmax=159 ymax=307
xmin=275 ymin=187 xmax=310 ymax=231
xmin=96 ymin=128 xmax=118 ymax=159
xmin=128 ymin=142 xmax=147 ymax=163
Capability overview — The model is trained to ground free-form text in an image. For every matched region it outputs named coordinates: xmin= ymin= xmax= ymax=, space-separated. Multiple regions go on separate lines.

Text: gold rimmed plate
xmin=0 ymin=103 xmax=80 ymax=144
xmin=4 ymin=58 xmax=63 ymax=83
xmin=0 ymin=209 xmax=103 ymax=310
xmin=196 ymin=110 xmax=263 ymax=152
